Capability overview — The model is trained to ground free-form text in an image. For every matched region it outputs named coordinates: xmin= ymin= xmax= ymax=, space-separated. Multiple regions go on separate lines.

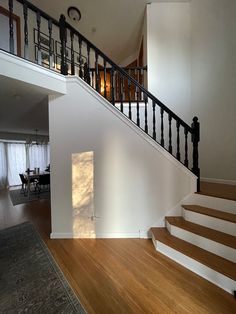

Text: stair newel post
xmin=23 ymin=1 xmax=29 ymax=59
xmin=8 ymin=0 xmax=14 ymax=54
xmin=184 ymin=127 xmax=189 ymax=168
xmin=59 ymin=14 xmax=68 ymax=75
xmin=191 ymin=116 xmax=200 ymax=192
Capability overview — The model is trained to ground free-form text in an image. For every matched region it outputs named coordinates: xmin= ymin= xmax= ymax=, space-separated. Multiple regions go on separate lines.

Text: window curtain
xmin=29 ymin=144 xmax=50 ymax=171
xmin=0 ymin=142 xmax=7 ymax=189
xmin=7 ymin=143 xmax=26 ymax=186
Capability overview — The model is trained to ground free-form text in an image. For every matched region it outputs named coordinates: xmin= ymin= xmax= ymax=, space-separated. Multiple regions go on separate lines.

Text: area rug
xmin=10 ymin=189 xmax=50 ymax=205
xmin=0 ymin=222 xmax=86 ymax=313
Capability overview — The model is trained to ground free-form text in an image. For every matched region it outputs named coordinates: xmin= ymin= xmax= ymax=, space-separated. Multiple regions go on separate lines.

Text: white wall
xmin=146 ymin=1 xmax=236 ymax=181
xmin=49 ymin=77 xmax=196 ymax=238
xmin=191 ymin=0 xmax=236 ymax=180
xmin=147 ymin=2 xmax=191 ymax=120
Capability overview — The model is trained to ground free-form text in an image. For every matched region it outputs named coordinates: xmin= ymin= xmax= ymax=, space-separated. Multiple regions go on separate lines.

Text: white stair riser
xmin=154 ymin=240 xmax=236 ymax=295
xmin=183 ymin=210 xmax=236 ymax=236
xmin=183 ymin=194 xmax=236 ymax=214
xmin=166 ymin=221 xmax=236 ymax=263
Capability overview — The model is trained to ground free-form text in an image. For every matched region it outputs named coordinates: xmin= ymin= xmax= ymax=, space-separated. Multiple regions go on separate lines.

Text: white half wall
xmin=49 ymin=77 xmax=196 ymax=238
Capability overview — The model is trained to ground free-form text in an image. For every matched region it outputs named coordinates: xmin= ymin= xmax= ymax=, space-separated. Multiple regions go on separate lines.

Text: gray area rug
xmin=10 ymin=189 xmax=50 ymax=205
xmin=0 ymin=222 xmax=86 ymax=313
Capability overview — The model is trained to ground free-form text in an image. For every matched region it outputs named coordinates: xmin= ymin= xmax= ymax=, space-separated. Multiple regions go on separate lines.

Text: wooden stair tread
xmin=151 ymin=227 xmax=236 ymax=281
xmin=182 ymin=205 xmax=236 ymax=223
xmin=199 ymin=181 xmax=236 ymax=201
xmin=166 ymin=216 xmax=236 ymax=249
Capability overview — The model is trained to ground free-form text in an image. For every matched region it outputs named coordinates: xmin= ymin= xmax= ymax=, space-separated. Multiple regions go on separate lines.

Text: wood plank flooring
xmin=0 ymin=189 xmax=236 ymax=313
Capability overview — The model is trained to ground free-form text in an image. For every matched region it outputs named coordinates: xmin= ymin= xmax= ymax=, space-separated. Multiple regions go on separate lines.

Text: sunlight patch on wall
xmin=72 ymin=151 xmax=95 ymax=238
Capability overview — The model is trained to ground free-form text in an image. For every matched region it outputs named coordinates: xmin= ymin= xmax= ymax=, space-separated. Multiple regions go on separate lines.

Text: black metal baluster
xmin=176 ymin=121 xmax=180 ymax=161
xmin=144 ymin=94 xmax=148 ymax=133
xmin=184 ymin=127 xmax=189 ymax=167
xmin=48 ymin=19 xmax=53 ymax=69
xmin=70 ymin=30 xmax=75 ymax=75
xmin=8 ymin=0 xmax=14 ymax=54
xmin=23 ymin=2 xmax=29 ymax=59
xmin=119 ymin=75 xmax=124 ymax=112
xmin=136 ymin=86 xmax=140 ymax=126
xmin=160 ymin=108 xmax=164 ymax=146
xmin=191 ymin=117 xmax=200 ymax=191
xmin=95 ymin=52 xmax=99 ymax=92
xmin=110 ymin=67 xmax=115 ymax=105
xmin=86 ymin=44 xmax=91 ymax=84
xmin=59 ymin=15 xmax=68 ymax=75
xmin=36 ymin=11 xmax=41 ymax=65
xmin=78 ymin=37 xmax=83 ymax=78
xmin=128 ymin=79 xmax=132 ymax=119
xmin=168 ymin=115 xmax=172 ymax=154
xmin=104 ymin=59 xmax=107 ymax=98
xmin=91 ymin=69 xmax=95 ymax=88
xmin=153 ymin=101 xmax=156 ymax=140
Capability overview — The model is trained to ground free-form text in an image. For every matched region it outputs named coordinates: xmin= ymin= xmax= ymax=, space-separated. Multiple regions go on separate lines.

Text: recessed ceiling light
xmin=67 ymin=7 xmax=81 ymax=22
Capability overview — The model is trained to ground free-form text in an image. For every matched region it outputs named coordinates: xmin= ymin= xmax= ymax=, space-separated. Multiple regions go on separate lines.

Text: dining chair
xmin=36 ymin=174 xmax=50 ymax=196
xmin=19 ymin=174 xmax=37 ymax=195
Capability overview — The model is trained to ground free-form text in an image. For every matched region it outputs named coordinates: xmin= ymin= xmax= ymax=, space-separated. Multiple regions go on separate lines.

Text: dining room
xmin=0 ymin=134 xmax=50 ymax=205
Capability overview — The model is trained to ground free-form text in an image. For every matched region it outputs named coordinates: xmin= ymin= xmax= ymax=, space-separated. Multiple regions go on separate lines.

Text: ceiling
xmin=0 ymin=76 xmax=49 ymax=136
xmin=30 ymin=0 xmax=189 ymax=64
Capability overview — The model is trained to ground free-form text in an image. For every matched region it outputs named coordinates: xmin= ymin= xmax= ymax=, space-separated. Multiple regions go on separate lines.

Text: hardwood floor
xmin=0 ymin=189 xmax=236 ymax=313
xmin=200 ymin=181 xmax=236 ymax=201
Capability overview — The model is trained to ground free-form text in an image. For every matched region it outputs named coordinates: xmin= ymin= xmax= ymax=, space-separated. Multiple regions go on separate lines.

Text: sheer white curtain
xmin=29 ymin=144 xmax=50 ymax=171
xmin=0 ymin=142 xmax=7 ymax=189
xmin=7 ymin=143 xmax=26 ymax=186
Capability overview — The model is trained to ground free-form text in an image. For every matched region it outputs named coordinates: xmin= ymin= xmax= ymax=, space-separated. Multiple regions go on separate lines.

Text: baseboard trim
xmin=201 ymin=177 xmax=236 ymax=186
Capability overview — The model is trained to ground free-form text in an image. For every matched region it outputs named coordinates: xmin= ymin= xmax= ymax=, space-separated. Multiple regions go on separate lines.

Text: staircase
xmin=151 ymin=187 xmax=236 ymax=295
xmin=2 ymin=0 xmax=235 ymax=295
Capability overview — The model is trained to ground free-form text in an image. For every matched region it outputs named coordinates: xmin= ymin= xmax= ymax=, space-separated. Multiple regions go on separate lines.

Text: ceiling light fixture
xmin=35 ymin=129 xmax=39 ymax=145
xmin=67 ymin=6 xmax=81 ymax=22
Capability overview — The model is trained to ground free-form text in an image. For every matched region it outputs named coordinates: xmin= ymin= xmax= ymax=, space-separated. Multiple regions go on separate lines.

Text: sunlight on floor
xmin=72 ymin=151 xmax=95 ymax=238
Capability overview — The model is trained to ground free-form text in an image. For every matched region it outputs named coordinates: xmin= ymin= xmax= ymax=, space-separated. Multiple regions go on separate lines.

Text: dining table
xmin=24 ymin=171 xmax=50 ymax=198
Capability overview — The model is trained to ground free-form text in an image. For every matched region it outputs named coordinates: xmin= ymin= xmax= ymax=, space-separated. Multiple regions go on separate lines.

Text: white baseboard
xmin=201 ymin=177 xmax=236 ymax=186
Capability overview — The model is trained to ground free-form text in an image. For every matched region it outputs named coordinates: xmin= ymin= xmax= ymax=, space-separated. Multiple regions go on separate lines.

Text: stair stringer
xmin=49 ymin=76 xmax=197 ymax=239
